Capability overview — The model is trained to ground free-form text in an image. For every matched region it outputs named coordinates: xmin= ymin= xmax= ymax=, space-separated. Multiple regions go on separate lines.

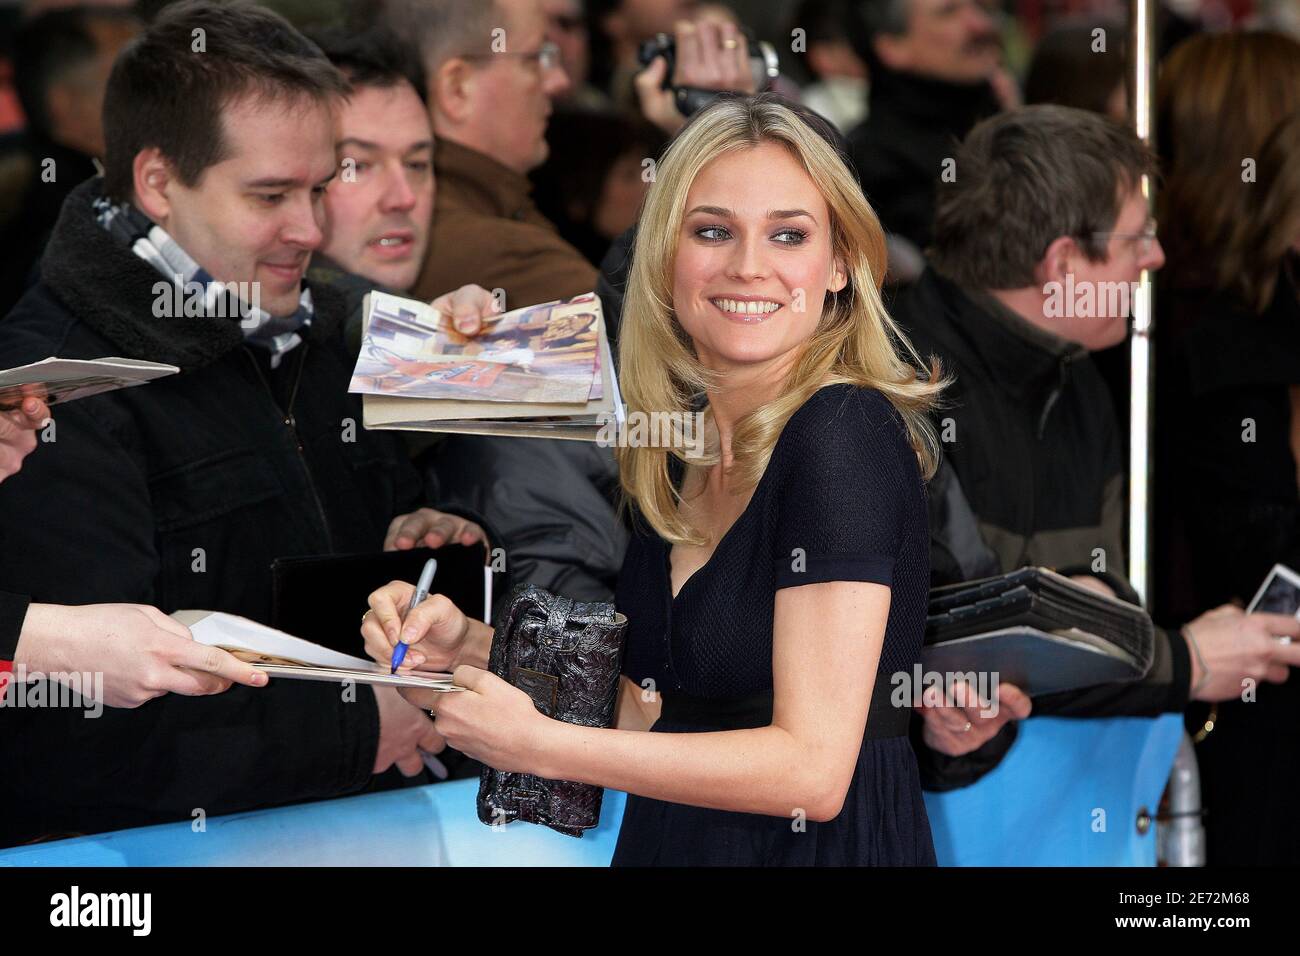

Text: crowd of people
xmin=0 ymin=0 xmax=1298 ymax=866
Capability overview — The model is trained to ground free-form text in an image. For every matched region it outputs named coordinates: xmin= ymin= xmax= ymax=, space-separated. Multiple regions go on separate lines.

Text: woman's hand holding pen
xmin=361 ymin=580 xmax=492 ymax=673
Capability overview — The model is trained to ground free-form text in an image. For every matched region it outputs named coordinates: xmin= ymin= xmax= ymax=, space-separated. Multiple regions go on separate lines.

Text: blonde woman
xmin=362 ymin=95 xmax=944 ymax=866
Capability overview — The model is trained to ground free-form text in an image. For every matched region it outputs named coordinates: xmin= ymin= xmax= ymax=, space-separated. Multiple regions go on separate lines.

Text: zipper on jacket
xmin=1022 ymin=353 xmax=1075 ymax=565
xmin=242 ymin=345 xmax=334 ymax=553
xmin=1036 ymin=352 xmax=1074 ymax=439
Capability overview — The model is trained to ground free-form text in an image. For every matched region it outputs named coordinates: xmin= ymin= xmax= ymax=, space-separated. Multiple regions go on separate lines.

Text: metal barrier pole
xmin=1159 ymin=731 xmax=1206 ymax=866
xmin=1128 ymin=0 xmax=1155 ymax=605
xmin=1127 ymin=0 xmax=1206 ymax=866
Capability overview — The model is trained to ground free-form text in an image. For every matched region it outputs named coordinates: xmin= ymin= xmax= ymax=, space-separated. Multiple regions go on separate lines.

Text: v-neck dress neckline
xmin=665 ymin=452 xmax=782 ymax=605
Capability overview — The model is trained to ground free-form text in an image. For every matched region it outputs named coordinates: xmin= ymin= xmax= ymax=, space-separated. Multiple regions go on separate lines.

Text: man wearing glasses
xmin=392 ymin=0 xmax=597 ymax=306
xmin=891 ymin=105 xmax=1300 ymax=789
xmin=377 ymin=0 xmax=626 ymax=610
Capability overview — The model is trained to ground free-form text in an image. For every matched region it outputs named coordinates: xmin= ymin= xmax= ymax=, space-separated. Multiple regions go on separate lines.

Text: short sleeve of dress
xmin=770 ymin=385 xmax=917 ymax=590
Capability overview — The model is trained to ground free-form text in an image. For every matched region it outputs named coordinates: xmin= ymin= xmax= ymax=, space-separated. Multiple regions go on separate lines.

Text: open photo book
xmin=173 ymin=610 xmax=462 ymax=691
xmin=350 ymin=290 xmax=625 ymax=441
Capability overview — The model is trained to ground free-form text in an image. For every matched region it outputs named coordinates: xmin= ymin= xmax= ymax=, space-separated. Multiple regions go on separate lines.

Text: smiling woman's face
xmin=672 ymin=141 xmax=846 ymax=376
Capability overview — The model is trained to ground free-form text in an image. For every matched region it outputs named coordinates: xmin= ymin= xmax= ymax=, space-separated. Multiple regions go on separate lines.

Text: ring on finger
xmin=362 ymin=609 xmax=372 ymax=625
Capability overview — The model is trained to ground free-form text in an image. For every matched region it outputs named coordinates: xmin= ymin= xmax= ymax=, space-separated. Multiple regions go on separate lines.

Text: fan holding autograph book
xmin=921 ymin=567 xmax=1156 ymax=696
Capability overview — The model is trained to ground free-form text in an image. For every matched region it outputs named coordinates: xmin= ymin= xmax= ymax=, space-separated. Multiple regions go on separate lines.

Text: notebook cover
xmin=271 ymin=544 xmax=488 ymax=657
xmin=920 ymin=626 xmax=1146 ymax=696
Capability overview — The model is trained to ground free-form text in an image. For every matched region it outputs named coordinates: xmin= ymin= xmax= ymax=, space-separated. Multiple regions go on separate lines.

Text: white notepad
xmin=0 ymin=356 xmax=178 ymax=408
xmin=173 ymin=610 xmax=462 ymax=690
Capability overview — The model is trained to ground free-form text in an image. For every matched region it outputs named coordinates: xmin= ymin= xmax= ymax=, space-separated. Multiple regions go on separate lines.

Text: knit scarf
xmin=94 ymin=196 xmax=312 ymax=368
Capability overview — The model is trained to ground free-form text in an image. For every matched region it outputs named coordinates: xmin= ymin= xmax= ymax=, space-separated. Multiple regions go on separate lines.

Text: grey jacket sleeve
xmin=426 ymin=434 xmax=629 ymax=607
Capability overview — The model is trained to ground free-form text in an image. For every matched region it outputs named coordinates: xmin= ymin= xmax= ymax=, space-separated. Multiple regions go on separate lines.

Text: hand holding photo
xmin=350 ymin=291 xmax=602 ymax=405
xmin=1246 ymin=564 xmax=1300 ymax=621
xmin=354 ymin=291 xmax=625 ymax=441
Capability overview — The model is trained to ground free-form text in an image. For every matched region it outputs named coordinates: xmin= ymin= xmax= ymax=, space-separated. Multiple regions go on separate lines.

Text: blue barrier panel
xmin=0 ymin=780 xmax=626 ymax=867
xmin=923 ymin=714 xmax=1185 ymax=866
xmin=2 ymin=716 xmax=1183 ymax=867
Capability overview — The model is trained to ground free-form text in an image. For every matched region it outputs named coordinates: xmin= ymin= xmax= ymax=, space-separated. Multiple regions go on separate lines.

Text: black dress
xmin=611 ymin=384 xmax=937 ymax=866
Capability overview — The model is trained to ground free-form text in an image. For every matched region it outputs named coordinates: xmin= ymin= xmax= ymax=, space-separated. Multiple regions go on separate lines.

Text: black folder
xmin=921 ymin=567 xmax=1155 ymax=696
xmin=270 ymin=544 xmax=490 ymax=657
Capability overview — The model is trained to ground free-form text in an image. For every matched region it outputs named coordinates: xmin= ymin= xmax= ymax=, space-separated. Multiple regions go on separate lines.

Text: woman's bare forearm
xmin=531 ymin=584 xmax=887 ymax=820
xmin=536 ymin=718 xmax=845 ymax=822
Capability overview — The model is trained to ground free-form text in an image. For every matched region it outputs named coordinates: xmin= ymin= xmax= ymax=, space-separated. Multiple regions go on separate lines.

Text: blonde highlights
xmin=617 ymin=95 xmax=944 ymax=546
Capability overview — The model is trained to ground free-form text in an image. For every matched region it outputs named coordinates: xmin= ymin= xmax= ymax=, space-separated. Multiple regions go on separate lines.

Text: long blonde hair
xmin=617 ymin=95 xmax=944 ymax=546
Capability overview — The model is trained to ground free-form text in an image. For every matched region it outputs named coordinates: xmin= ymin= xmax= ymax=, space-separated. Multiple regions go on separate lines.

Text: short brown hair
xmin=929 ymin=104 xmax=1155 ymax=290
xmin=101 ymin=0 xmax=348 ymax=202
xmin=382 ymin=0 xmax=502 ymax=78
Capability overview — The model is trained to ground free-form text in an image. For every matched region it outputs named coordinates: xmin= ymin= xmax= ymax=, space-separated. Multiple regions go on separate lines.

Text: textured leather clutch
xmin=477 ymin=585 xmax=627 ymax=837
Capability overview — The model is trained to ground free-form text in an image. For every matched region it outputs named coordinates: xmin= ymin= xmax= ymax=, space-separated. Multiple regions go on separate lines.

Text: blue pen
xmin=391 ymin=557 xmax=437 ymax=674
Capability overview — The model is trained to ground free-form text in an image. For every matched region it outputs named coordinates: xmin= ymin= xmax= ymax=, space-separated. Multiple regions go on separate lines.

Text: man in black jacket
xmin=0 ymin=1 xmax=480 ymax=845
xmin=1 ymin=389 xmax=268 ymax=707
xmin=901 ymin=105 xmax=1300 ymax=788
xmin=846 ymin=0 xmax=1007 ymax=278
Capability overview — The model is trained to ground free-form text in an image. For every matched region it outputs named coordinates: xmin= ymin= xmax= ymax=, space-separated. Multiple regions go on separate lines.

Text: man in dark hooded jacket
xmin=0 ymin=1 xmax=479 ymax=846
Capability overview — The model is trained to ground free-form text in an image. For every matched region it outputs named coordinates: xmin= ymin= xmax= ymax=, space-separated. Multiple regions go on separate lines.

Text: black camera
xmin=637 ymin=31 xmax=780 ymax=118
